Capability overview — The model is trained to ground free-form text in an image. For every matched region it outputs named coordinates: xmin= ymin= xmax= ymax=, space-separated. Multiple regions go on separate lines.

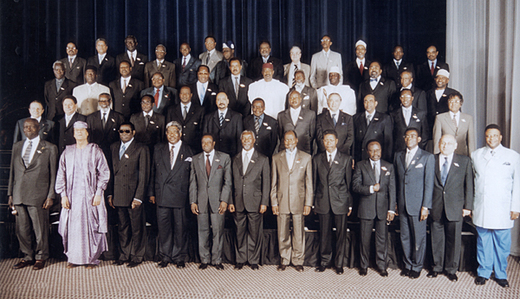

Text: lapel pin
xmin=124 ymin=154 xmax=129 ymax=159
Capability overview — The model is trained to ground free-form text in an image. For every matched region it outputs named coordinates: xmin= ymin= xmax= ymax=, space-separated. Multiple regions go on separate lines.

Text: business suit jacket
xmin=283 ymin=62 xmax=311 ymax=87
xmin=130 ymin=112 xmax=165 ymax=147
xmin=60 ymin=56 xmax=87 ymax=84
xmin=285 ymin=86 xmax=318 ymax=112
xmin=110 ymin=77 xmax=144 ymax=119
xmin=189 ymin=150 xmax=232 ymax=213
xmin=344 ymin=59 xmax=371 ymax=93
xmin=390 ymin=107 xmax=429 ymax=153
xmin=357 ymin=77 xmax=397 ymax=114
xmin=433 ymin=112 xmax=475 ymax=156
xmin=199 ymin=50 xmax=224 ymax=74
xmin=243 ymin=114 xmax=278 ymax=157
xmin=144 ymin=60 xmax=176 ymax=88
xmin=218 ymin=75 xmax=253 ymax=116
xmin=231 ymin=150 xmax=270 ymax=212
xmin=426 ymin=87 xmax=458 ymax=130
xmin=310 ymin=50 xmax=343 ymax=89
xmin=277 ymin=108 xmax=316 ymax=155
xmin=248 ymin=56 xmax=284 ymax=81
xmin=109 ymin=141 xmax=149 ymax=206
xmin=86 ymin=110 xmax=125 ymax=153
xmin=87 ymin=54 xmax=116 ymax=86
xmin=166 ymin=103 xmax=205 ymax=153
xmin=140 ymin=86 xmax=178 ymax=115
xmin=212 ymin=59 xmax=249 ymax=86
xmin=270 ymin=149 xmax=313 ymax=214
xmin=174 ymin=56 xmax=201 ymax=87
xmin=353 ymin=111 xmax=393 ymax=162
xmin=13 ymin=118 xmax=54 ymax=144
xmin=382 ymin=60 xmax=415 ymax=89
xmin=189 ymin=82 xmax=218 ymax=116
xmin=352 ymin=159 xmax=396 ymax=220
xmin=390 ymin=85 xmax=427 ymax=112
xmin=316 ymin=109 xmax=354 ymax=154
xmin=116 ymin=52 xmax=148 ymax=81
xmin=416 ymin=60 xmax=450 ymax=91
xmin=57 ymin=113 xmax=87 ymax=154
xmin=313 ymin=151 xmax=353 ymax=215
xmin=203 ymin=109 xmax=243 ymax=158
xmin=44 ymin=78 xmax=76 ymax=121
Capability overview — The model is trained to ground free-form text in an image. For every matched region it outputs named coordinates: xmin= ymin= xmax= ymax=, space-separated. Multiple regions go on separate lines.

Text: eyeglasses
xmin=119 ymin=130 xmax=132 ymax=134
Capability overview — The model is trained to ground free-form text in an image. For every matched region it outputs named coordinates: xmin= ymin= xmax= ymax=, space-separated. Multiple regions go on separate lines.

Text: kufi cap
xmin=262 ymin=63 xmax=274 ymax=70
xmin=437 ymin=69 xmax=450 ymax=78
xmin=73 ymin=121 xmax=88 ymax=129
xmin=355 ymin=40 xmax=367 ymax=49
xmin=329 ymin=66 xmax=341 ymax=74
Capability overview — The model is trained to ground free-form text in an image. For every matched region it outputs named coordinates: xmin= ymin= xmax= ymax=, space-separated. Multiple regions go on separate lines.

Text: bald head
xmin=439 ymin=134 xmax=458 ymax=156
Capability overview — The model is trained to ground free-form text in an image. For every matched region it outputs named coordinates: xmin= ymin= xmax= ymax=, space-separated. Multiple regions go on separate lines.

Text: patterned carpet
xmin=1 ymin=257 xmax=519 ymax=299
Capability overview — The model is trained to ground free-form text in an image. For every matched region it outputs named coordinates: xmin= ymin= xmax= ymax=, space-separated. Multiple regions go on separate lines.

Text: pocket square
xmin=211 ymin=92 xmax=217 ymax=95
xmin=415 ymin=163 xmax=423 ymax=168
xmin=184 ymin=157 xmax=192 ymax=162
xmin=385 ymin=172 xmax=391 ymax=176
xmin=266 ymin=126 xmax=272 ymax=130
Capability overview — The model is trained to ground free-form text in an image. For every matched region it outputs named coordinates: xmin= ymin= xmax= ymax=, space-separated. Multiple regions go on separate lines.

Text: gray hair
xmin=166 ymin=121 xmax=182 ymax=134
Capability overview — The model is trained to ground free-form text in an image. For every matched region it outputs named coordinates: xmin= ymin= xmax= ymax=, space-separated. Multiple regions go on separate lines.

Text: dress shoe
xmin=250 ymin=264 xmax=259 ymax=270
xmin=294 ymin=265 xmax=304 ymax=272
xmin=495 ymin=279 xmax=509 ymax=288
xmin=127 ymin=261 xmax=141 ymax=268
xmin=176 ymin=261 xmax=185 ymax=269
xmin=427 ymin=270 xmax=439 ymax=278
xmin=199 ymin=263 xmax=209 ymax=270
xmin=234 ymin=263 xmax=244 ymax=270
xmin=67 ymin=263 xmax=79 ymax=269
xmin=409 ymin=270 xmax=421 ymax=279
xmin=315 ymin=266 xmax=326 ymax=272
xmin=379 ymin=269 xmax=388 ymax=277
xmin=13 ymin=260 xmax=34 ymax=269
xmin=277 ymin=264 xmax=286 ymax=271
xmin=474 ymin=276 xmax=487 ymax=285
xmin=447 ymin=273 xmax=458 ymax=282
xmin=85 ymin=264 xmax=97 ymax=269
xmin=335 ymin=267 xmax=344 ymax=275
xmin=112 ymin=260 xmax=126 ymax=266
xmin=359 ymin=268 xmax=368 ymax=276
xmin=158 ymin=261 xmax=168 ymax=268
xmin=214 ymin=264 xmax=224 ymax=270
xmin=400 ymin=269 xmax=410 ymax=277
xmin=33 ymin=260 xmax=45 ymax=270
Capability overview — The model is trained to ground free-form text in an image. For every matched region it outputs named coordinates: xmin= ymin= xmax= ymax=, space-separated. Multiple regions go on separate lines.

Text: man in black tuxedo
xmin=316 ymin=93 xmax=354 ymax=154
xmin=416 ymin=45 xmax=450 ymax=91
xmin=248 ymin=41 xmax=284 ymax=81
xmin=166 ymin=86 xmax=205 ymax=154
xmin=116 ymin=35 xmax=148 ymax=82
xmin=144 ymin=44 xmax=176 ymax=88
xmin=189 ymin=65 xmax=218 ymax=116
xmin=60 ymin=42 xmax=86 ymax=84
xmin=149 ymin=121 xmax=194 ymax=269
xmin=382 ymin=45 xmax=415 ymax=89
xmin=174 ymin=43 xmax=201 ymax=87
xmin=428 ymin=134 xmax=473 ymax=282
xmin=87 ymin=38 xmax=116 ymax=86
xmin=357 ymin=61 xmax=396 ymax=114
xmin=352 ymin=140 xmax=396 ymax=277
xmin=110 ymin=60 xmax=145 ymax=119
xmin=243 ymin=98 xmax=278 ymax=158
xmin=44 ymin=61 xmax=76 ymax=122
xmin=229 ymin=130 xmax=270 ymax=270
xmin=8 ymin=118 xmax=58 ymax=270
xmin=426 ymin=69 xmax=458 ymax=131
xmin=344 ymin=40 xmax=371 ymax=94
xmin=129 ymin=95 xmax=165 ymax=157
xmin=57 ymin=96 xmax=87 ymax=154
xmin=285 ymin=70 xmax=318 ymax=112
xmin=140 ymin=72 xmax=178 ymax=115
xmin=218 ymin=58 xmax=253 ymax=116
xmin=108 ymin=122 xmax=149 ymax=268
xmin=14 ymin=101 xmax=54 ymax=144
xmin=202 ymin=92 xmax=243 ymax=158
xmin=353 ymin=95 xmax=393 ymax=162
xmin=313 ymin=130 xmax=352 ymax=275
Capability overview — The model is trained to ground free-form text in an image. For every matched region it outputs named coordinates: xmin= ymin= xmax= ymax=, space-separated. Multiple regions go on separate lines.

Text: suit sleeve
xmin=270 ymin=157 xmax=279 ymax=206
xmin=148 ymin=147 xmax=156 ymax=197
xmin=309 ymin=56 xmax=318 ymax=89
xmin=345 ymin=156 xmax=353 ymax=208
xmin=304 ymin=157 xmax=313 ymax=207
xmin=383 ymin=116 xmax=394 ymax=162
xmin=236 ymin=116 xmax=243 ymax=155
xmin=345 ymin=115 xmax=354 ymax=155
xmin=467 ymin=116 xmax=476 ymax=155
xmin=420 ymin=114 xmax=430 ymax=149
xmin=189 ymin=157 xmax=198 ymax=205
xmin=422 ymin=154 xmax=435 ymax=209
xmin=432 ymin=116 xmax=442 ymax=154
xmin=352 ymin=162 xmax=371 ymax=196
xmin=219 ymin=155 xmax=232 ymax=204
xmin=261 ymin=157 xmax=271 ymax=207
xmin=134 ymin=145 xmax=150 ymax=201
xmin=387 ymin=164 xmax=397 ymax=212
xmin=463 ymin=157 xmax=474 ymax=211
xmin=46 ymin=144 xmax=58 ymax=199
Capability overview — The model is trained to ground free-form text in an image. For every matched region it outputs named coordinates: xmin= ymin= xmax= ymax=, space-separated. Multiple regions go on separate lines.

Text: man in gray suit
xmin=229 ymin=130 xmax=270 ymax=270
xmin=271 ymin=130 xmax=313 ymax=272
xmin=190 ymin=134 xmax=232 ymax=270
xmin=310 ymin=35 xmax=343 ymax=89
xmin=199 ymin=36 xmax=223 ymax=77
xmin=144 ymin=44 xmax=176 ymax=88
xmin=394 ymin=127 xmax=435 ymax=279
xmin=8 ymin=118 xmax=58 ymax=270
xmin=283 ymin=46 xmax=311 ymax=87
xmin=428 ymin=134 xmax=473 ymax=282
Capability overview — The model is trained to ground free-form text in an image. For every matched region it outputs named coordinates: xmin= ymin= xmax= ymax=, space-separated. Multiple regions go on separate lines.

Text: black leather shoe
xmin=379 ymin=269 xmax=388 ymax=277
xmin=158 ymin=261 xmax=168 ymax=268
xmin=409 ymin=270 xmax=421 ymax=279
xmin=335 ymin=267 xmax=344 ymax=275
xmin=13 ymin=260 xmax=34 ymax=269
xmin=277 ymin=264 xmax=286 ymax=271
xmin=359 ymin=268 xmax=368 ymax=276
xmin=127 ymin=261 xmax=141 ymax=268
xmin=214 ymin=263 xmax=224 ymax=270
xmin=475 ymin=276 xmax=487 ymax=285
xmin=495 ymin=279 xmax=509 ymax=288
xmin=176 ymin=261 xmax=185 ymax=269
xmin=294 ymin=265 xmax=304 ymax=272
xmin=199 ymin=263 xmax=209 ymax=270
xmin=234 ymin=263 xmax=244 ymax=270
xmin=315 ymin=266 xmax=326 ymax=272
xmin=400 ymin=269 xmax=410 ymax=277
xmin=427 ymin=270 xmax=439 ymax=278
xmin=112 ymin=260 xmax=126 ymax=266
xmin=447 ymin=273 xmax=458 ymax=281
xmin=250 ymin=264 xmax=259 ymax=270
xmin=33 ymin=260 xmax=45 ymax=270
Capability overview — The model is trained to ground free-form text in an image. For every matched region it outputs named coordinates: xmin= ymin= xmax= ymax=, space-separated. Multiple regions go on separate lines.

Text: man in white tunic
xmin=247 ymin=63 xmax=289 ymax=118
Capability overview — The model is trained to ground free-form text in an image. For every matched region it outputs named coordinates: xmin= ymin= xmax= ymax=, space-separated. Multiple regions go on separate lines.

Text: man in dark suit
xmin=140 ymin=72 xmax=178 ymax=115
xmin=129 ymin=95 xmax=165 ymax=157
xmin=285 ymin=70 xmax=318 ymax=112
xmin=166 ymin=86 xmax=205 ymax=154
xmin=416 ymin=45 xmax=450 ymax=91
xmin=382 ymin=45 xmax=415 ymax=89
xmin=110 ymin=60 xmax=145 ymax=119
xmin=144 ymin=44 xmax=176 ymax=88
xmin=394 ymin=127 xmax=435 ymax=279
xmin=357 ymin=61 xmax=396 ymax=114
xmin=60 ymin=42 xmax=86 ymax=84
xmin=426 ymin=69 xmax=458 ymax=131
xmin=149 ymin=121 xmax=194 ymax=269
xmin=116 ymin=35 xmax=148 ymax=82
xmin=203 ymin=92 xmax=243 ymax=158
xmin=8 ymin=118 xmax=57 ymax=270
xmin=213 ymin=41 xmax=247 ymax=86
xmin=218 ymin=58 xmax=253 ymax=117
xmin=277 ymin=90 xmax=316 ymax=155
xmin=14 ymin=101 xmax=54 ymax=143
xmin=248 ymin=41 xmax=284 ymax=81
xmin=44 ymin=61 xmax=76 ymax=122
xmin=108 ymin=122 xmax=149 ymax=268
xmin=316 ymin=93 xmax=354 ymax=154
xmin=352 ymin=140 xmax=396 ymax=277
xmin=428 ymin=134 xmax=473 ymax=281
xmin=87 ymin=38 xmax=116 ymax=86
xmin=57 ymin=96 xmax=87 ymax=154
xmin=389 ymin=70 xmax=427 ymax=112
xmin=243 ymin=98 xmax=278 ymax=158
xmin=174 ymin=43 xmax=201 ymax=87
xmin=313 ymin=130 xmax=352 ymax=275
xmin=344 ymin=40 xmax=371 ymax=94
xmin=390 ymin=89 xmax=429 ymax=154
xmin=353 ymin=95 xmax=393 ymax=162
xmin=229 ymin=130 xmax=270 ymax=270
xmin=190 ymin=134 xmax=232 ymax=270
xmin=189 ymin=65 xmax=218 ymax=116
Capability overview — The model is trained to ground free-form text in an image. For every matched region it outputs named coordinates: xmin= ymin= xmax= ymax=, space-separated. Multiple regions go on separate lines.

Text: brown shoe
xmin=66 ymin=263 xmax=79 ymax=269
xmin=13 ymin=260 xmax=34 ymax=269
xmin=85 ymin=264 xmax=97 ymax=269
xmin=33 ymin=260 xmax=45 ymax=270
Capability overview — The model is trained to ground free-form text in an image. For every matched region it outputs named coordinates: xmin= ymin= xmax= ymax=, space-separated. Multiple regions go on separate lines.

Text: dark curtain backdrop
xmin=0 ymin=0 xmax=446 ymax=143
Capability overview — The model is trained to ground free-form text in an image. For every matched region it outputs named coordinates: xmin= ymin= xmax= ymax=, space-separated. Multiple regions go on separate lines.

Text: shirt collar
xmin=407 ymin=145 xmax=419 ymax=157
xmin=169 ymin=140 xmax=182 ymax=150
xmin=242 ymin=148 xmax=254 ymax=157
xmin=143 ymin=110 xmax=154 ymax=117
xmin=121 ymin=137 xmax=134 ymax=148
xmin=26 ymin=135 xmax=40 ymax=145
xmin=156 ymin=59 xmax=164 ymax=64
xmin=184 ymin=54 xmax=191 ymax=61
xmin=218 ymin=108 xmax=228 ymax=116
xmin=286 ymin=148 xmax=297 ymax=155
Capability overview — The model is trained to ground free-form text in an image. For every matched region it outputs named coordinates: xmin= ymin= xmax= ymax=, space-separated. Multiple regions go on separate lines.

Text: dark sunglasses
xmin=119 ymin=129 xmax=132 ymax=134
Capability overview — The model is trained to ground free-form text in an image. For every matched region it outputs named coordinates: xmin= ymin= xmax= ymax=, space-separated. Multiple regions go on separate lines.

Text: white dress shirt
xmin=290 ymin=106 xmax=301 ymax=125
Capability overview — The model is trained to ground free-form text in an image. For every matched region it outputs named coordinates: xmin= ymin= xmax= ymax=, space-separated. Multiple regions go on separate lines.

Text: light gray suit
xmin=433 ymin=112 xmax=475 ymax=156
xmin=199 ymin=50 xmax=224 ymax=77
xmin=309 ymin=50 xmax=343 ymax=89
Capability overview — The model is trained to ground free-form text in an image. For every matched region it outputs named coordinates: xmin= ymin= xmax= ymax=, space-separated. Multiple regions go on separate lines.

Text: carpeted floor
xmin=1 ymin=257 xmax=519 ymax=299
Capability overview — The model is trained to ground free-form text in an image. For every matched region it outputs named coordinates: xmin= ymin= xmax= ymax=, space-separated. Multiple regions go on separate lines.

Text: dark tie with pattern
xmin=170 ymin=145 xmax=175 ymax=168
xmin=255 ymin=117 xmax=260 ymax=134
xmin=102 ymin=112 xmax=107 ymax=129
xmin=441 ymin=157 xmax=449 ymax=186
xmin=23 ymin=140 xmax=33 ymax=167
xmin=219 ymin=112 xmax=224 ymax=126
xmin=206 ymin=154 xmax=211 ymax=177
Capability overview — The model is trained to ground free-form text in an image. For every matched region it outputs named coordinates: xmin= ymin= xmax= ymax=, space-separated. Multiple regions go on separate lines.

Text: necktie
xmin=23 ymin=140 xmax=33 ymax=167
xmin=243 ymin=152 xmax=249 ymax=175
xmin=154 ymin=89 xmax=160 ymax=107
xmin=404 ymin=110 xmax=410 ymax=126
xmin=206 ymin=154 xmax=211 ymax=177
xmin=205 ymin=53 xmax=210 ymax=65
xmin=145 ymin=114 xmax=150 ymax=128
xmin=157 ymin=60 xmax=161 ymax=68
xmin=170 ymin=145 xmax=175 ymax=168
xmin=123 ymin=79 xmax=127 ymax=93
xmin=119 ymin=144 xmax=126 ymax=159
xmin=254 ymin=117 xmax=260 ymax=134
xmin=130 ymin=54 xmax=134 ymax=67
xmin=183 ymin=105 xmax=188 ymax=120
xmin=69 ymin=58 xmax=73 ymax=68
xmin=235 ymin=77 xmax=240 ymax=97
xmin=406 ymin=151 xmax=412 ymax=168
xmin=396 ymin=61 xmax=400 ymax=70
xmin=430 ymin=62 xmax=434 ymax=76
xmin=452 ymin=114 xmax=457 ymax=128
xmin=292 ymin=64 xmax=298 ymax=86
xmin=373 ymin=161 xmax=380 ymax=183
xmin=200 ymin=85 xmax=206 ymax=104
xmin=359 ymin=61 xmax=364 ymax=75
xmin=219 ymin=112 xmax=224 ymax=126
xmin=329 ymin=154 xmax=333 ymax=166
xmin=102 ymin=112 xmax=107 ymax=128
xmin=441 ymin=157 xmax=449 ymax=186
xmin=182 ymin=57 xmax=186 ymax=71
xmin=332 ymin=113 xmax=337 ymax=127
xmin=367 ymin=114 xmax=372 ymax=127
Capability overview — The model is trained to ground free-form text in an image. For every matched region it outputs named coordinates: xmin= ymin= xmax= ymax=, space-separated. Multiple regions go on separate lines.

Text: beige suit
xmin=283 ymin=63 xmax=311 ymax=87
xmin=270 ymin=149 xmax=313 ymax=265
xmin=433 ymin=112 xmax=475 ymax=156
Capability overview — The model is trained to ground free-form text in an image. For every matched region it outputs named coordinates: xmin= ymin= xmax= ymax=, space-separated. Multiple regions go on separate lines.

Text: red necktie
xmin=206 ymin=154 xmax=211 ymax=177
xmin=154 ymin=89 xmax=160 ymax=107
xmin=430 ymin=62 xmax=434 ymax=75
xmin=182 ymin=57 xmax=186 ymax=71
xmin=359 ymin=62 xmax=364 ymax=75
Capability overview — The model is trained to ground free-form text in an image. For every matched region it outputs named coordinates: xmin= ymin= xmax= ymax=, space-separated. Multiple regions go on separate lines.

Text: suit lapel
xmin=26 ymin=140 xmax=45 ymax=168
xmin=209 ymin=152 xmax=220 ymax=180
xmin=365 ymin=160 xmax=377 ymax=183
xmin=244 ymin=151 xmax=258 ymax=176
xmin=279 ymin=151 xmax=290 ymax=172
xmin=435 ymin=154 xmax=442 ymax=184
xmin=169 ymin=144 xmax=186 ymax=177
